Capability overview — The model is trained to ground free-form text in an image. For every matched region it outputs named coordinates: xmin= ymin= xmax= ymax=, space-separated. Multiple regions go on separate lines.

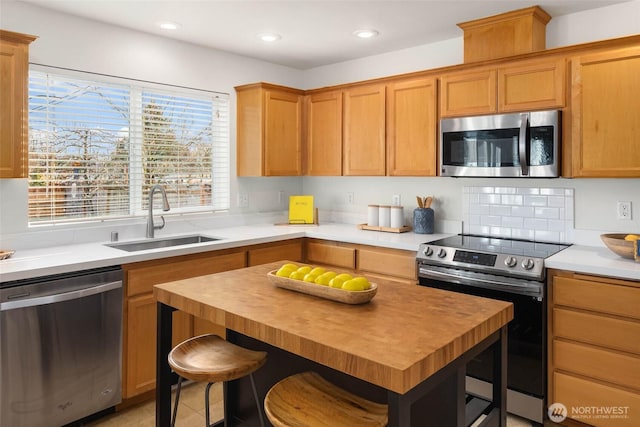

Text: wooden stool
xmin=264 ymin=371 xmax=388 ymax=427
xmin=168 ymin=334 xmax=267 ymax=427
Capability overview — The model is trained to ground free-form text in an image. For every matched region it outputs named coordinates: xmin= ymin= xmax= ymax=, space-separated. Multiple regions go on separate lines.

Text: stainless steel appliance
xmin=416 ymin=235 xmax=569 ymax=425
xmin=440 ymin=110 xmax=561 ymax=177
xmin=0 ymin=267 xmax=123 ymax=427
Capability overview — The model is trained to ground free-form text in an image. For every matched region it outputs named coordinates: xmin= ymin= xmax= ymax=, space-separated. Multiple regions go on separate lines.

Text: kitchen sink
xmin=105 ymin=235 xmax=221 ymax=252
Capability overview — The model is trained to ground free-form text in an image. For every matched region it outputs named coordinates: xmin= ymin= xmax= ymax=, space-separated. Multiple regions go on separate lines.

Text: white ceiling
xmin=18 ymin=0 xmax=631 ymax=69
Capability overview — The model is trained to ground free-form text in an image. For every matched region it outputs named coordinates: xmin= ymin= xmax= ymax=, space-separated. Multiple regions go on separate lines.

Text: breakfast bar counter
xmin=153 ymin=262 xmax=513 ymax=427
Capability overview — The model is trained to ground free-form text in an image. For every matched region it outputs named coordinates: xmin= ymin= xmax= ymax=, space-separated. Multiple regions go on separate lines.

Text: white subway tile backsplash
xmin=516 ymin=187 xmax=540 ymax=195
xmin=463 ymin=186 xmax=574 ymax=243
xmin=534 ymin=207 xmax=560 ymax=219
xmin=501 ymin=194 xmax=523 ymax=205
xmin=501 ymin=216 xmax=524 ymax=228
xmin=547 ymin=196 xmax=565 ymax=208
xmin=540 ymin=188 xmax=566 ymax=196
xmin=524 ymin=217 xmax=548 ymax=230
xmin=469 ymin=204 xmax=491 ymax=215
xmin=524 ymin=195 xmax=548 ymax=206
xmin=482 ymin=215 xmax=503 ymax=226
xmin=511 ymin=206 xmax=535 ymax=217
xmin=495 ymin=187 xmax=517 ymax=194
xmin=490 ymin=205 xmax=512 ymax=216
xmin=480 ymin=194 xmax=501 ymax=204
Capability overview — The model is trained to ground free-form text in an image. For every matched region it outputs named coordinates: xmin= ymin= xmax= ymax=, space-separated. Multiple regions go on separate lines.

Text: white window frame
xmin=27 ymin=65 xmax=230 ymax=225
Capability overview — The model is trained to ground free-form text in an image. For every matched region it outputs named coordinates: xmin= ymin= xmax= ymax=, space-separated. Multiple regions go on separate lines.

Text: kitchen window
xmin=27 ymin=67 xmax=230 ymax=224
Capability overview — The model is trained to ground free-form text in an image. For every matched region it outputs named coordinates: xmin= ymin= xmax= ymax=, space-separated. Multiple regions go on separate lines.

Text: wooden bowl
xmin=267 ymin=271 xmax=377 ymax=304
xmin=600 ymin=233 xmax=637 ymax=259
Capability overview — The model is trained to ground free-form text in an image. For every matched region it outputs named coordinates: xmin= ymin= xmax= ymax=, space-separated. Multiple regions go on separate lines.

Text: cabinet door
xmin=248 ymin=240 xmax=304 ymax=266
xmin=343 ymin=85 xmax=386 ymax=175
xmin=122 ymin=250 xmax=246 ymax=398
xmin=125 ymin=294 xmax=191 ymax=398
xmin=0 ymin=31 xmax=35 ymax=178
xmin=440 ymin=69 xmax=497 ymax=117
xmin=306 ymin=240 xmax=356 ymax=269
xmin=497 ymin=57 xmax=566 ymax=112
xmin=386 ymin=78 xmax=437 ymax=176
xmin=306 ymin=91 xmax=343 ymax=175
xmin=567 ymin=46 xmax=640 ymax=177
xmin=264 ymin=89 xmax=302 ymax=176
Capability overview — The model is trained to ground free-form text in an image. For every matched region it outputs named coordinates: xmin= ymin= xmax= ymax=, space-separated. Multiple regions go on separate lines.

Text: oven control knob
xmin=437 ymin=248 xmax=447 ymax=258
xmin=422 ymin=246 xmax=434 ymax=257
xmin=522 ymin=258 xmax=536 ymax=270
xmin=504 ymin=256 xmax=518 ymax=267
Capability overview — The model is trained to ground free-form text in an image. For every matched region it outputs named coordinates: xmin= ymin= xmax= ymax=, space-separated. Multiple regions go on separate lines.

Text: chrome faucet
xmin=146 ymin=184 xmax=170 ymax=238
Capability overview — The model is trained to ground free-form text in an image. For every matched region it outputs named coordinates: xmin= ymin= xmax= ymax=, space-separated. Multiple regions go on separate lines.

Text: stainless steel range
xmin=416 ymin=234 xmax=570 ymax=425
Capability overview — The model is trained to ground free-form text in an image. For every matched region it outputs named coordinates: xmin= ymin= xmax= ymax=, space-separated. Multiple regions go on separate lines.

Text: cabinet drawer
xmin=126 ymin=251 xmax=246 ymax=296
xmin=554 ymin=276 xmax=640 ymax=320
xmin=306 ymin=241 xmax=356 ymax=269
xmin=248 ymin=241 xmax=303 ymax=266
xmin=554 ymin=372 xmax=639 ymax=427
xmin=358 ymin=247 xmax=416 ymax=280
xmin=553 ymin=308 xmax=640 ymax=354
xmin=554 ymin=339 xmax=640 ymax=391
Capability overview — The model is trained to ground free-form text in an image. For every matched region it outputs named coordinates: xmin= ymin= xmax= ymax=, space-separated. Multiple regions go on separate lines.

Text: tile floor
xmin=86 ymin=382 xmax=541 ymax=427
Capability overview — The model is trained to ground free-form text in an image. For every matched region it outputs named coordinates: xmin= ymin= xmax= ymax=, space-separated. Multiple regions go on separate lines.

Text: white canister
xmin=390 ymin=205 xmax=404 ymax=228
xmin=367 ymin=205 xmax=379 ymax=226
xmin=378 ymin=205 xmax=391 ymax=228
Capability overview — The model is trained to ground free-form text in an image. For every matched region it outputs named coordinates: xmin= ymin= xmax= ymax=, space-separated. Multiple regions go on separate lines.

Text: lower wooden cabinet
xmin=247 ymin=239 xmax=304 ymax=266
xmin=548 ymin=270 xmax=640 ymax=427
xmin=305 ymin=238 xmax=417 ymax=284
xmin=122 ymin=249 xmax=246 ymax=399
xmin=121 ymin=239 xmax=304 ymax=400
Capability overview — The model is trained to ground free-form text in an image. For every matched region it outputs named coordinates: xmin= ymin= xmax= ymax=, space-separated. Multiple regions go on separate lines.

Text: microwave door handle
xmin=519 ymin=113 xmax=529 ymax=176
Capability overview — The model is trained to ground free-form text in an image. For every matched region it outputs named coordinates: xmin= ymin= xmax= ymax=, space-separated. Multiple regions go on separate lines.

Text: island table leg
xmin=156 ymin=303 xmax=176 ymax=427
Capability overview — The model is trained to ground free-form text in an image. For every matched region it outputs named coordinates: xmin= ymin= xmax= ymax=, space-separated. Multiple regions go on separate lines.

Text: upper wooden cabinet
xmin=440 ymin=68 xmax=497 ymax=117
xmin=440 ymin=57 xmax=565 ymax=117
xmin=305 ymin=91 xmax=343 ymax=176
xmin=236 ymin=83 xmax=303 ymax=176
xmin=386 ymin=78 xmax=438 ymax=176
xmin=565 ymin=45 xmax=640 ymax=177
xmin=343 ymin=84 xmax=386 ymax=176
xmin=0 ymin=30 xmax=37 ymax=178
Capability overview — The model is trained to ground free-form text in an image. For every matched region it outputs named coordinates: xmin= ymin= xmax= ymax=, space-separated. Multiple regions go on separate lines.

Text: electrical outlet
xmin=278 ymin=190 xmax=285 ymax=205
xmin=237 ymin=193 xmax=249 ymax=208
xmin=347 ymin=192 xmax=354 ymax=204
xmin=392 ymin=194 xmax=401 ymax=206
xmin=617 ymin=201 xmax=632 ymax=220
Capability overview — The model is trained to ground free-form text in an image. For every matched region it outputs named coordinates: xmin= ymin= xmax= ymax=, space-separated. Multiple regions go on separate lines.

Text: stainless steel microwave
xmin=440 ymin=110 xmax=560 ymax=177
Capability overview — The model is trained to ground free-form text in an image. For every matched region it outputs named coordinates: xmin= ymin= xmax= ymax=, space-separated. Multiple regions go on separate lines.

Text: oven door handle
xmin=418 ymin=266 xmax=543 ymax=299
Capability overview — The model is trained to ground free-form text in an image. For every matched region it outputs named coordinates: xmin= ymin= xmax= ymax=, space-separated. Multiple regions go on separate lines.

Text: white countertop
xmin=1 ymin=223 xmax=638 ymax=282
xmin=545 ymin=243 xmax=640 ymax=281
xmin=0 ymin=223 xmax=449 ymax=282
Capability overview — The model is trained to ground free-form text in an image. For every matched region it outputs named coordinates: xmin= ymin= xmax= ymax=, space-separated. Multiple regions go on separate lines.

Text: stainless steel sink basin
xmin=105 ymin=235 xmax=221 ymax=252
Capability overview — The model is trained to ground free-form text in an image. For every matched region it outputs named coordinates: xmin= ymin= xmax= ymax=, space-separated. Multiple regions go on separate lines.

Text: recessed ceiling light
xmin=353 ymin=29 xmax=379 ymax=39
xmin=256 ymin=32 xmax=282 ymax=42
xmin=157 ymin=21 xmax=181 ymax=31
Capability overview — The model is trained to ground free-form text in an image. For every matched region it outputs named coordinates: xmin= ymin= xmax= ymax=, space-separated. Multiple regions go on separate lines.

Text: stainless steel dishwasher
xmin=0 ymin=267 xmax=123 ymax=427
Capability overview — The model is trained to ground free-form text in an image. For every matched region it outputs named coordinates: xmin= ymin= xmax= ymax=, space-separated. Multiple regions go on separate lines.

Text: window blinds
xmin=28 ymin=69 xmax=230 ymax=224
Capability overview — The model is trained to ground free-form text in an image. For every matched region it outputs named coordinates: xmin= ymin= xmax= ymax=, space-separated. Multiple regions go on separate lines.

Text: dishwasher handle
xmin=0 ymin=281 xmax=122 ymax=311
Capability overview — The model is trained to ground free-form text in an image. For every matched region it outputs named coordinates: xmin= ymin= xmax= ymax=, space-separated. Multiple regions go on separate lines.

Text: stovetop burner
xmin=427 ymin=234 xmax=570 ymax=259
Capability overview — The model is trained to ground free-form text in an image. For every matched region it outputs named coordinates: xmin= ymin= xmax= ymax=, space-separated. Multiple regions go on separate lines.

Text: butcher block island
xmin=153 ymin=262 xmax=513 ymax=427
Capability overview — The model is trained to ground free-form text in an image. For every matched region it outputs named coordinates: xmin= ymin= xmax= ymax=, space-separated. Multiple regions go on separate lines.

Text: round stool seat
xmin=168 ymin=334 xmax=267 ymax=383
xmin=264 ymin=371 xmax=388 ymax=427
